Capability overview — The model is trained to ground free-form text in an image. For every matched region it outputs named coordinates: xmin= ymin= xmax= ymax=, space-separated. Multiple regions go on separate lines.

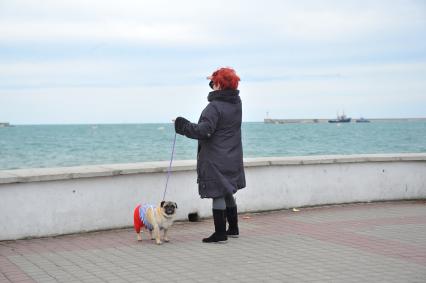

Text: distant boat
xmin=328 ymin=113 xmax=351 ymax=123
xmin=356 ymin=117 xmax=370 ymax=123
xmin=0 ymin=122 xmax=11 ymax=127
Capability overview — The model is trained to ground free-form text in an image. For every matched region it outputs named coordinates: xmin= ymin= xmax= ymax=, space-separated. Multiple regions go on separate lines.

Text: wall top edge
xmin=1 ymin=153 xmax=425 ymax=185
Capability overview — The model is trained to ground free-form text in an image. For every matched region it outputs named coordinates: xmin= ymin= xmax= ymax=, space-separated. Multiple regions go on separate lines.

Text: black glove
xmin=175 ymin=117 xmax=190 ymax=135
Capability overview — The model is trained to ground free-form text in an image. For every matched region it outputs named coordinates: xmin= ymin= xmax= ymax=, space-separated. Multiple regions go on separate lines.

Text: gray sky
xmin=1 ymin=0 xmax=425 ymax=124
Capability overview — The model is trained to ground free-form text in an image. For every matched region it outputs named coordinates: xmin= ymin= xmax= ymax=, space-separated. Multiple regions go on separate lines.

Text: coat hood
xmin=207 ymin=90 xmax=241 ymax=104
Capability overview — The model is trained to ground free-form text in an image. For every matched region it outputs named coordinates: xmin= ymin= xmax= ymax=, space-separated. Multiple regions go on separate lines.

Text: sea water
xmin=0 ymin=121 xmax=425 ymax=170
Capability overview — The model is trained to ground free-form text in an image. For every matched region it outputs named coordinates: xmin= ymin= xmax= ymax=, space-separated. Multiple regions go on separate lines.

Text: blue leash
xmin=163 ymin=132 xmax=177 ymax=201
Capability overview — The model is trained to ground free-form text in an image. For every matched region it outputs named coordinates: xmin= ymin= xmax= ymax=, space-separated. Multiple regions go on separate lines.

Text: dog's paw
xmin=156 ymin=240 xmax=163 ymax=245
xmin=137 ymin=235 xmax=142 ymax=242
xmin=164 ymin=238 xmax=170 ymax=243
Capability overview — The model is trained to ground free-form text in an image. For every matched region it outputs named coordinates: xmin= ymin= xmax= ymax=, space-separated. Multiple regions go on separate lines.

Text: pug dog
xmin=133 ymin=201 xmax=178 ymax=245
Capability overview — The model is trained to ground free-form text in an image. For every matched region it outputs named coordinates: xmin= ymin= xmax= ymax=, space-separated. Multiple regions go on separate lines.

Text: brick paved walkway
xmin=1 ymin=200 xmax=426 ymax=282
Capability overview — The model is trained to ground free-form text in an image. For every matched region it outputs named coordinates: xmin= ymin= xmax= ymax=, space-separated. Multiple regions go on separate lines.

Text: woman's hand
xmin=174 ymin=117 xmax=190 ymax=135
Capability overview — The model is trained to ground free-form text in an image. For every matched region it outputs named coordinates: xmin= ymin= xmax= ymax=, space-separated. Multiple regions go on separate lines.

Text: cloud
xmin=0 ymin=85 xmax=208 ymax=124
xmin=1 ymin=0 xmax=425 ymax=45
xmin=0 ymin=0 xmax=425 ymax=123
xmin=0 ymin=21 xmax=215 ymax=46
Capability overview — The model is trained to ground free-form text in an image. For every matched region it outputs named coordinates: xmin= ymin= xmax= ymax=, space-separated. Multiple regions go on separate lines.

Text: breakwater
xmin=264 ymin=118 xmax=426 ymax=124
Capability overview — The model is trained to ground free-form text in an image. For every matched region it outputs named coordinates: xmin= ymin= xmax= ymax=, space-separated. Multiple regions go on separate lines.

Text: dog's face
xmin=160 ymin=201 xmax=178 ymax=216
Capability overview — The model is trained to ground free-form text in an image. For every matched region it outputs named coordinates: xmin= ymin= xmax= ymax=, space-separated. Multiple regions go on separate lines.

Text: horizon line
xmin=4 ymin=117 xmax=426 ymax=126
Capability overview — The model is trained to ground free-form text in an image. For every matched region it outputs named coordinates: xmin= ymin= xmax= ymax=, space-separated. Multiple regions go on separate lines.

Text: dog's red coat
xmin=133 ymin=204 xmax=145 ymax=233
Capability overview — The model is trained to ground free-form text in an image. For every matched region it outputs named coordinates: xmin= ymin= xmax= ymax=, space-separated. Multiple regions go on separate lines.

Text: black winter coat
xmin=175 ymin=89 xmax=246 ymax=198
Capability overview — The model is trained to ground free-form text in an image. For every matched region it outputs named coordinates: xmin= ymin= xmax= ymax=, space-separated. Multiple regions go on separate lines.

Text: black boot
xmin=202 ymin=209 xmax=228 ymax=243
xmin=226 ymin=206 xmax=239 ymax=238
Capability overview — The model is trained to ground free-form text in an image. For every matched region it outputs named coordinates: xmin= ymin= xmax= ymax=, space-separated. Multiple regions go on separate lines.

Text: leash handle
xmin=163 ymin=132 xmax=177 ymax=201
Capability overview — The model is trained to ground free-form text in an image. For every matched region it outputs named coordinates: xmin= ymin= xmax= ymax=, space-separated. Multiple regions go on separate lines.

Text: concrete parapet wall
xmin=1 ymin=153 xmax=425 ymax=240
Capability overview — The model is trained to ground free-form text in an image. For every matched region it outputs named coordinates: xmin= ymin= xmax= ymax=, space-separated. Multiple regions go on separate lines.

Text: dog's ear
xmin=174 ymin=202 xmax=178 ymax=209
xmin=160 ymin=201 xmax=165 ymax=207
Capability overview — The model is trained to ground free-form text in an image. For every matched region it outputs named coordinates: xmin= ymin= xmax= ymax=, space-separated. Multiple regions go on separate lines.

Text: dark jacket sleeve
xmin=179 ymin=103 xmax=220 ymax=140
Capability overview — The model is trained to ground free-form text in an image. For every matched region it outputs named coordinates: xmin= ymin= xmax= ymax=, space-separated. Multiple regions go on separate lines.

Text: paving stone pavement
xmin=1 ymin=200 xmax=426 ymax=283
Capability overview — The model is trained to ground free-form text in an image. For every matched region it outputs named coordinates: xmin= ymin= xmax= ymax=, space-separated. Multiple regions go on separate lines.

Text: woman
xmin=174 ymin=67 xmax=246 ymax=243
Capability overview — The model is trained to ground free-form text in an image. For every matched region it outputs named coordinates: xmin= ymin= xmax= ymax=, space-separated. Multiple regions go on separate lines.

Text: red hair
xmin=211 ymin=67 xmax=240 ymax=90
